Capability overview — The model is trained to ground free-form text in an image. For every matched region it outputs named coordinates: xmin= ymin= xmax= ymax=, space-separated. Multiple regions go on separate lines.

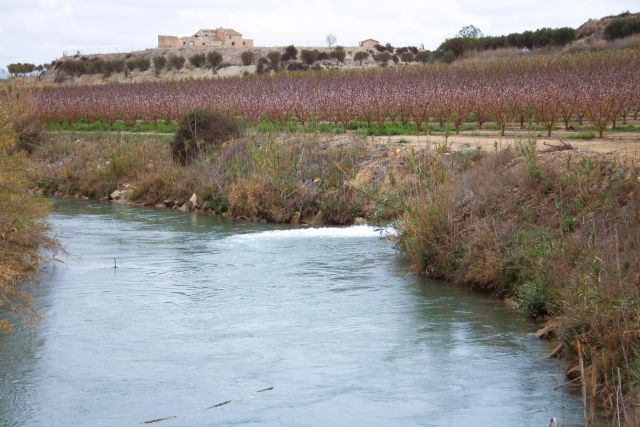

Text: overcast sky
xmin=0 ymin=0 xmax=636 ymax=67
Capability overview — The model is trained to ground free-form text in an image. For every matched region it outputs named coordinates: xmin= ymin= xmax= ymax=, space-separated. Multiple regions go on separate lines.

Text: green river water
xmin=0 ymin=199 xmax=588 ymax=426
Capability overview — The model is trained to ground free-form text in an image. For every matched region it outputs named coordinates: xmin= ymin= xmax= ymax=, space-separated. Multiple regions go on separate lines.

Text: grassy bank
xmin=33 ymin=132 xmax=416 ymax=225
xmin=0 ymin=87 xmax=55 ymax=332
xmin=396 ymin=141 xmax=640 ymax=423
xmin=44 ymin=118 xmax=640 ymax=137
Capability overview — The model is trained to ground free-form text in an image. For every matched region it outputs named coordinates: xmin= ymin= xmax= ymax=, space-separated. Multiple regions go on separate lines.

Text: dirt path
xmin=366 ymin=132 xmax=640 ymax=158
xmin=48 ymin=129 xmax=640 ymax=158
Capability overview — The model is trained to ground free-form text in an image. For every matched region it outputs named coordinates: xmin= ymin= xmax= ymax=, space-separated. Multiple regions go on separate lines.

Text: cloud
xmin=0 ymin=0 xmax=636 ymax=67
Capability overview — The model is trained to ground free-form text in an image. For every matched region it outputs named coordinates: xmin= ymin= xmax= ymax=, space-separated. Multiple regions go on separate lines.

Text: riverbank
xmin=24 ymin=131 xmax=640 ymax=423
xmin=395 ymin=141 xmax=640 ymax=424
xmin=0 ymin=92 xmax=55 ymax=332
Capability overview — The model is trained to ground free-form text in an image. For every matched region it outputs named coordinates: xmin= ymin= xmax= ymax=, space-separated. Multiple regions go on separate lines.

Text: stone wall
xmin=158 ymin=35 xmax=182 ymax=49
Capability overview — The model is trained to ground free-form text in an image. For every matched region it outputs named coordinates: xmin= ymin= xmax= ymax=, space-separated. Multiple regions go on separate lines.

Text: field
xmin=36 ymin=50 xmax=640 ymax=140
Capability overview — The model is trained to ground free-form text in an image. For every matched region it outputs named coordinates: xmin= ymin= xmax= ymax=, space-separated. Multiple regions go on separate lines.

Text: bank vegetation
xmin=0 ymin=85 xmax=55 ymax=332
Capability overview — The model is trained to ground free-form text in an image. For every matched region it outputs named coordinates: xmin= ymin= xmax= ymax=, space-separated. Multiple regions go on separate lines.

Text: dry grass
xmin=396 ymin=143 xmax=640 ymax=420
xmin=0 ymin=84 xmax=56 ymax=332
xmin=33 ymin=132 xmax=375 ymax=225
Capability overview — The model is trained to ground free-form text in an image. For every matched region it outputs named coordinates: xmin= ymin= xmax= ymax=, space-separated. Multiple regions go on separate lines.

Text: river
xmin=0 ymin=199 xmax=586 ymax=426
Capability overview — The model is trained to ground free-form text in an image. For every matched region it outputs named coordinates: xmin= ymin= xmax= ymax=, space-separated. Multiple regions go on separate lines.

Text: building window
xmin=232 ymin=41 xmax=235 ymax=46
xmin=243 ymin=41 xmax=245 ymax=46
xmin=202 ymin=42 xmax=205 ymax=46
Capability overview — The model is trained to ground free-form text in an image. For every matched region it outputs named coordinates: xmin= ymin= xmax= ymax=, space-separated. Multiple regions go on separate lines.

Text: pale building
xmin=158 ymin=27 xmax=254 ymax=49
xmin=359 ymin=39 xmax=380 ymax=49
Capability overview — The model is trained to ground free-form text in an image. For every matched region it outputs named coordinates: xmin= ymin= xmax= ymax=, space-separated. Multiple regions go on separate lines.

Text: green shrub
xmin=284 ymin=45 xmax=298 ymax=60
xmin=166 ymin=55 xmax=186 ymax=70
xmin=354 ymin=51 xmax=369 ymax=64
xmin=374 ymin=51 xmax=391 ymax=65
xmin=329 ymin=47 xmax=346 ymax=64
xmin=604 ymin=15 xmax=640 ymax=40
xmin=240 ymin=51 xmax=255 ymax=66
xmin=267 ymin=51 xmax=282 ymax=69
xmin=109 ymin=59 xmax=126 ymax=74
xmin=300 ymin=49 xmax=318 ymax=65
xmin=516 ymin=274 xmax=556 ymax=319
xmin=189 ymin=53 xmax=206 ymax=68
xmin=286 ymin=62 xmax=308 ymax=71
xmin=153 ymin=56 xmax=167 ymax=74
xmin=400 ymin=52 xmax=414 ymax=63
xmin=172 ymin=110 xmax=242 ymax=165
xmin=206 ymin=51 xmax=223 ymax=69
xmin=415 ymin=51 xmax=431 ymax=64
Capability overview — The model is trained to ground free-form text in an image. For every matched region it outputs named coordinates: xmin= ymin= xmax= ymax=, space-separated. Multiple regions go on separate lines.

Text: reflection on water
xmin=0 ymin=199 xmax=586 ymax=426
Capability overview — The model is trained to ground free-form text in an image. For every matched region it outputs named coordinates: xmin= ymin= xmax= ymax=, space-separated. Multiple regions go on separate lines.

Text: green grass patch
xmin=566 ymin=131 xmax=596 ymax=140
xmin=45 ymin=120 xmax=178 ymax=133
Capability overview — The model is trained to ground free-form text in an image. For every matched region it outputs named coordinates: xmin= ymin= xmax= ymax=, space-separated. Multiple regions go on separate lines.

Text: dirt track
xmin=367 ymin=131 xmax=640 ymax=158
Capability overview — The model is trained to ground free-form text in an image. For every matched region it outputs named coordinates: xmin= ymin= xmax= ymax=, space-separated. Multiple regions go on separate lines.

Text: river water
xmin=0 ymin=199 xmax=586 ymax=426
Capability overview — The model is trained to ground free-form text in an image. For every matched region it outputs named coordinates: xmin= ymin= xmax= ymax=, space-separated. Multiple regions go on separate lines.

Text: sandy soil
xmin=366 ymin=131 xmax=640 ymax=159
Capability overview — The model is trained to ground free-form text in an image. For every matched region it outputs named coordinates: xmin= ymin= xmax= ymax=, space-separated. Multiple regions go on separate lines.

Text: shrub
xmin=300 ymin=49 xmax=318 ymax=65
xmin=374 ymin=43 xmax=386 ymax=52
xmin=374 ymin=51 xmax=391 ymax=65
xmin=400 ymin=52 xmax=414 ymax=63
xmin=415 ymin=51 xmax=430 ymax=64
xmin=256 ymin=57 xmax=270 ymax=74
xmin=14 ymin=118 xmax=44 ymax=154
xmin=354 ymin=51 xmax=369 ymax=65
xmin=241 ymin=50 xmax=255 ymax=66
xmin=317 ymin=51 xmax=330 ymax=61
xmin=126 ymin=58 xmax=150 ymax=72
xmin=172 ymin=110 xmax=242 ymax=165
xmin=166 ymin=55 xmax=186 ymax=70
xmin=7 ymin=63 xmax=37 ymax=76
xmin=138 ymin=58 xmax=150 ymax=71
xmin=285 ymin=45 xmax=298 ymax=60
xmin=286 ymin=62 xmax=308 ymax=71
xmin=206 ymin=51 xmax=223 ymax=69
xmin=267 ymin=51 xmax=282 ymax=69
xmin=604 ymin=16 xmax=640 ymax=40
xmin=153 ymin=56 xmax=167 ymax=74
xmin=110 ymin=59 xmax=126 ymax=74
xmin=440 ymin=49 xmax=456 ymax=63
xmin=189 ymin=53 xmax=206 ymax=68
xmin=329 ymin=47 xmax=346 ymax=64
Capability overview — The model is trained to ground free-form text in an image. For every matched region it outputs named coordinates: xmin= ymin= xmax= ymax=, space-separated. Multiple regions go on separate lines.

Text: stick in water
xmin=205 ymin=400 xmax=232 ymax=409
xmin=141 ymin=415 xmax=177 ymax=424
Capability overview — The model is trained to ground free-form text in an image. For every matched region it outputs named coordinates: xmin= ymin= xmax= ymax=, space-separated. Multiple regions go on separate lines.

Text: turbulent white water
xmin=225 ymin=225 xmax=397 ymax=243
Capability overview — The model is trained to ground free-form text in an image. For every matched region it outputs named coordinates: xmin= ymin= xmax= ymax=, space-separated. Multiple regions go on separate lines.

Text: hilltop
xmin=6 ymin=10 xmax=640 ymax=85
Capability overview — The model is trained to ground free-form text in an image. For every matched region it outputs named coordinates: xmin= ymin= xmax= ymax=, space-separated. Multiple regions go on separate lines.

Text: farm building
xmin=158 ymin=27 xmax=254 ymax=49
xmin=359 ymin=39 xmax=380 ymax=49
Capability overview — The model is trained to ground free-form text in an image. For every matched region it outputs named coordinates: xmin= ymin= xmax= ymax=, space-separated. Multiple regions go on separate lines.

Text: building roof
xmin=218 ymin=27 xmax=242 ymax=35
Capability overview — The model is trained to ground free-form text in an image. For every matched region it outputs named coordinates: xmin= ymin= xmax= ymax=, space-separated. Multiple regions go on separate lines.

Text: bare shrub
xmin=172 ymin=110 xmax=241 ymax=165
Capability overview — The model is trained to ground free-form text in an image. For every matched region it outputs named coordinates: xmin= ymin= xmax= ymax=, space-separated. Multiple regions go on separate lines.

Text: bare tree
xmin=325 ymin=34 xmax=337 ymax=48
xmin=457 ymin=25 xmax=483 ymax=39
